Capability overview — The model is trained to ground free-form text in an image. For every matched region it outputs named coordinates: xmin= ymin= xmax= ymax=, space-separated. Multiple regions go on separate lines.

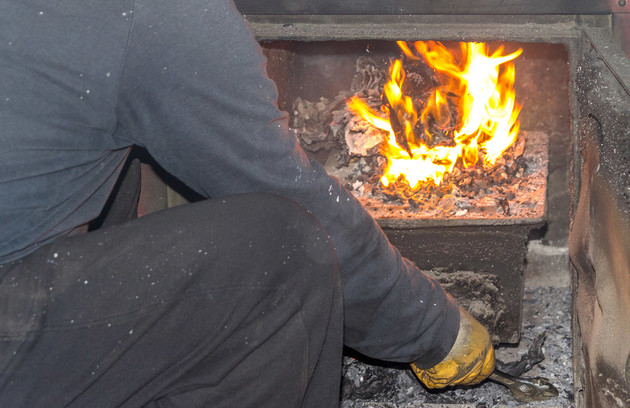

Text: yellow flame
xmin=347 ymin=41 xmax=523 ymax=191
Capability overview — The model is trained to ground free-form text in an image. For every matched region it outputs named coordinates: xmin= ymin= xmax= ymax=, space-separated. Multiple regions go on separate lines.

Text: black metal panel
xmin=383 ymin=225 xmax=529 ymax=344
xmin=234 ymin=0 xmax=625 ymax=16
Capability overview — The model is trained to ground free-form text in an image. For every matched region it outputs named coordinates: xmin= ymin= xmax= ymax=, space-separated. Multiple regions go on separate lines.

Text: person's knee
xmin=246 ymin=193 xmax=338 ymax=277
xmin=234 ymin=193 xmax=339 ymax=301
xmin=252 ymin=193 xmax=334 ymax=257
xmin=180 ymin=193 xmax=339 ymax=291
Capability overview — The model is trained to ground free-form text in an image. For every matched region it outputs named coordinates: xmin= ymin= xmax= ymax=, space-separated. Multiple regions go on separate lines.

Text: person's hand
xmin=410 ymin=307 xmax=495 ymax=389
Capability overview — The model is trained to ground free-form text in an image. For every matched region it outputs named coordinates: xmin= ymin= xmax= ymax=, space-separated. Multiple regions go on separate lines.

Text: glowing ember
xmin=347 ymin=41 xmax=523 ymax=191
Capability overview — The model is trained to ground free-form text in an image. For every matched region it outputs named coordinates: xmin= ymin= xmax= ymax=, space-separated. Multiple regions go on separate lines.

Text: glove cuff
xmin=410 ymin=295 xmax=461 ymax=369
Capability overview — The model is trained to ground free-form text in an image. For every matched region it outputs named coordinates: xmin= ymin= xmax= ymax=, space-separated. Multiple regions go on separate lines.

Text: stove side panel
xmin=570 ymin=28 xmax=630 ymax=408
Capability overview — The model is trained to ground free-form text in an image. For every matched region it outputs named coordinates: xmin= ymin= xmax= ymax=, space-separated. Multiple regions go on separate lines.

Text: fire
xmin=347 ymin=41 xmax=522 ymax=191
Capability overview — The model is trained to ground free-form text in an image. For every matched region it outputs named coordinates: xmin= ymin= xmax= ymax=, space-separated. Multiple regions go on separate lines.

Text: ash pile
xmin=340 ymin=286 xmax=574 ymax=407
xmin=291 ymin=56 xmax=547 ymax=222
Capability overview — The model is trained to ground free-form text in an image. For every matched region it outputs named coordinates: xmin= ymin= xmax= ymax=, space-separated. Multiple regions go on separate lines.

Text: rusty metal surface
xmin=570 ymin=30 xmax=630 ymax=408
xmin=613 ymin=13 xmax=630 ymax=58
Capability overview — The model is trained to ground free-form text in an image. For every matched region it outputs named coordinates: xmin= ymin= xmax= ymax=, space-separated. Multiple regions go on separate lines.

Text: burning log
xmin=382 ymin=92 xmax=413 ymax=159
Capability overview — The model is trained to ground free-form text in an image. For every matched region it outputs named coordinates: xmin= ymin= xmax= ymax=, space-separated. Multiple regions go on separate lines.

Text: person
xmin=0 ymin=0 xmax=495 ymax=406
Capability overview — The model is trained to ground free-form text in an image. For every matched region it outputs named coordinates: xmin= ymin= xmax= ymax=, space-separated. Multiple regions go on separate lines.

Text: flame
xmin=347 ymin=41 xmax=522 ymax=191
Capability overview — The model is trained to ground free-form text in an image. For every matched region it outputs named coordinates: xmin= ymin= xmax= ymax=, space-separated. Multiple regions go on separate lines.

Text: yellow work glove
xmin=411 ymin=307 xmax=495 ymax=389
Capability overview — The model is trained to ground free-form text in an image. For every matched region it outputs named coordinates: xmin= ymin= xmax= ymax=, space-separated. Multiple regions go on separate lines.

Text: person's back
xmin=0 ymin=2 xmax=134 ymax=263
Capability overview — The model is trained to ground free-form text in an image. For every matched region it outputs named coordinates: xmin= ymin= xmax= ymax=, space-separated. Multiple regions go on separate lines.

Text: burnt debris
xmin=291 ymin=55 xmax=547 ymax=223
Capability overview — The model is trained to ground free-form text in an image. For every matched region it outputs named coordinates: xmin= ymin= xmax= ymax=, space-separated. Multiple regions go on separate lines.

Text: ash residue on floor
xmin=340 ymin=283 xmax=573 ymax=408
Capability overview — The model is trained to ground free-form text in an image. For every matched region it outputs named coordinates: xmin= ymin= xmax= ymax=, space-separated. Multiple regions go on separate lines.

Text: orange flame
xmin=347 ymin=41 xmax=522 ymax=191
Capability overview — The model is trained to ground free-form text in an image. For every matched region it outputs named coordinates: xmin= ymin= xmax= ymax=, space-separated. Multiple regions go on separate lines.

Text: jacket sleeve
xmin=114 ymin=0 xmax=460 ymax=364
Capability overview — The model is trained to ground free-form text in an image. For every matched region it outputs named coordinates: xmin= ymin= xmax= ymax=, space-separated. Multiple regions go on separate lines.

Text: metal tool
xmin=489 ymin=369 xmax=559 ymax=402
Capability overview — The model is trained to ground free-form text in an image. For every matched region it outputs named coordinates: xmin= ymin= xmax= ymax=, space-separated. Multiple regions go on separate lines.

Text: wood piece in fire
xmin=382 ymin=92 xmax=413 ymax=159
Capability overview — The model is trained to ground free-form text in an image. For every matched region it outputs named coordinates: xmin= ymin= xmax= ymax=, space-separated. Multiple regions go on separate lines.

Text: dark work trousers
xmin=0 ymin=193 xmax=343 ymax=408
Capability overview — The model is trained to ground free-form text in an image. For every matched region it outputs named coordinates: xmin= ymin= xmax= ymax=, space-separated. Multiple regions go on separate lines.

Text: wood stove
xmin=230 ymin=2 xmax=630 ymax=407
xmin=128 ymin=1 xmax=629 ymax=406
